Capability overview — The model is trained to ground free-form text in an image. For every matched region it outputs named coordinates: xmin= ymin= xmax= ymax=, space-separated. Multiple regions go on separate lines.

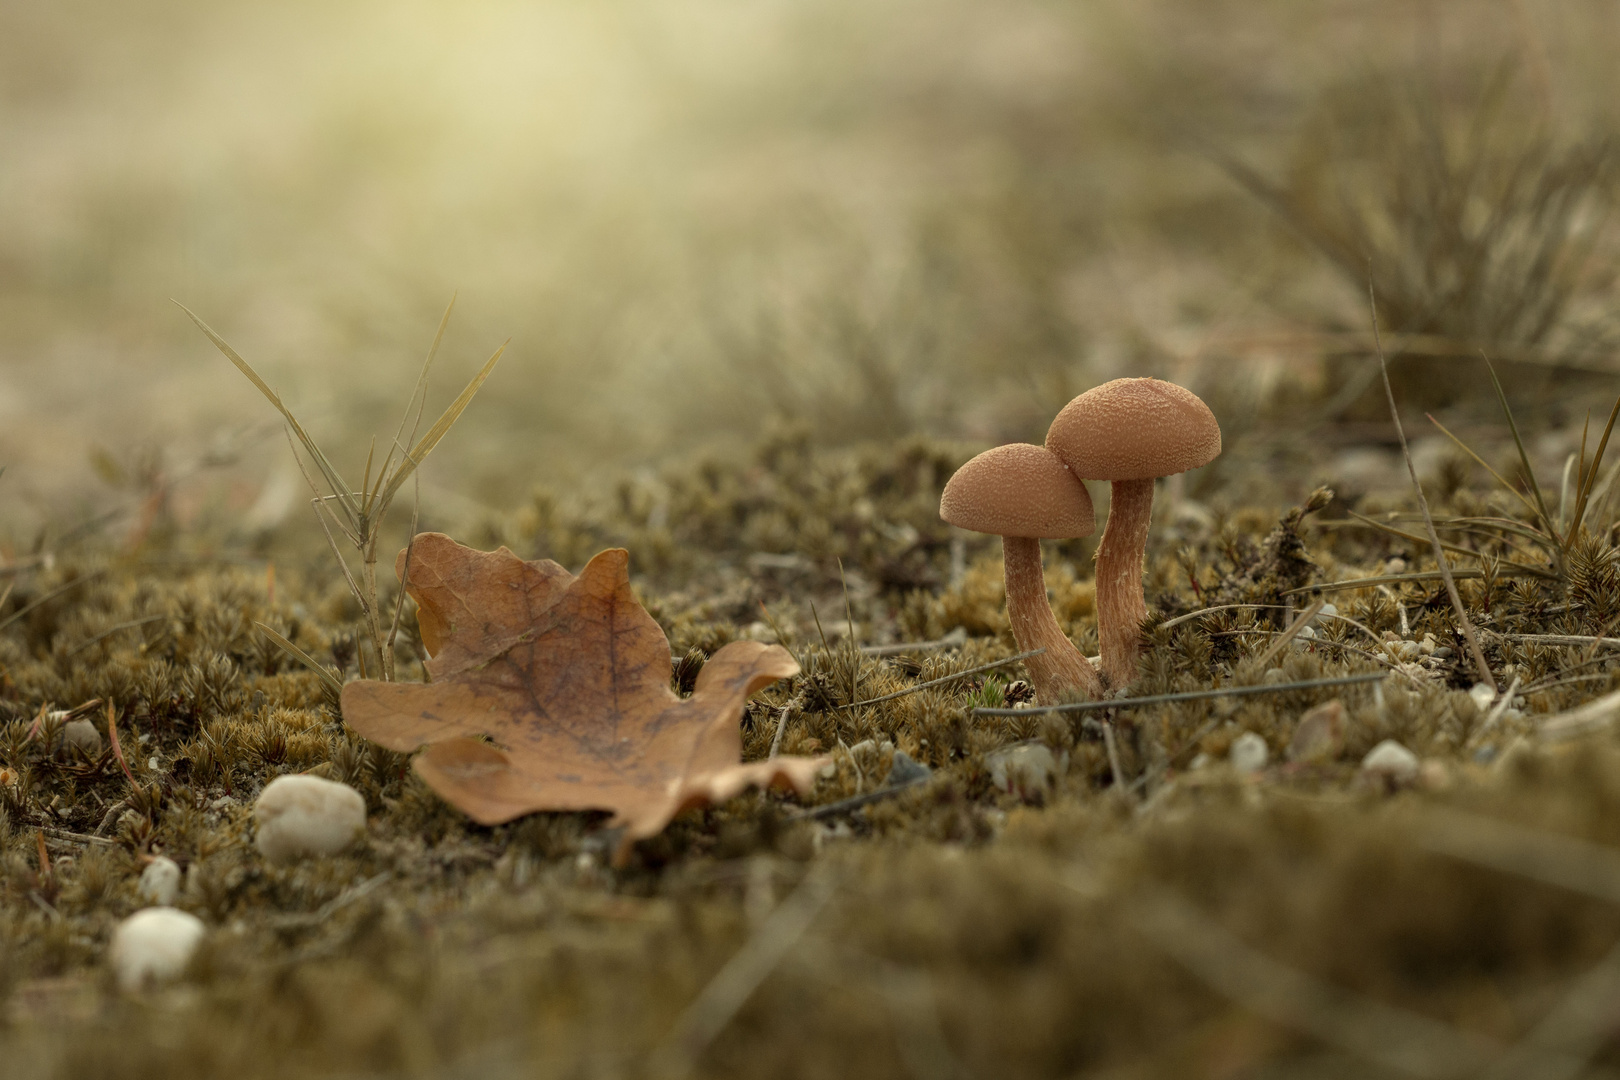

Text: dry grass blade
xmin=0 ymin=571 xmax=103 ymax=633
xmin=1414 ymin=806 xmax=1620 ymax=905
xmin=1374 ymin=286 xmax=1496 ymax=690
xmin=376 ymin=339 xmax=506 ymax=509
xmin=1424 ymin=414 xmax=1544 ymax=522
xmin=1131 ymin=892 xmax=1495 ymax=1078
xmin=1476 ymin=938 xmax=1620 ymax=1080
xmin=653 ymin=867 xmax=838 ymax=1079
xmin=1157 ymin=603 xmax=1290 ymax=632
xmin=255 ymin=622 xmax=344 ymax=699
xmin=1253 ymin=596 xmax=1327 ymax=669
xmin=1484 ymin=353 xmax=1560 ymax=556
xmin=1537 ymin=686 xmax=1620 ymax=742
xmin=1284 ymin=566 xmax=1546 ymax=596
xmin=1343 ymin=510 xmax=1499 ymax=561
xmin=175 ymin=301 xmax=359 ymax=527
xmin=1564 ymin=393 xmax=1620 ymax=545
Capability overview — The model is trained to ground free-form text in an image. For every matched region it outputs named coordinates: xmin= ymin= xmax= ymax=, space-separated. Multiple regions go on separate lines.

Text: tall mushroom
xmin=940 ymin=443 xmax=1103 ymax=703
xmin=1045 ymin=378 xmax=1220 ymax=689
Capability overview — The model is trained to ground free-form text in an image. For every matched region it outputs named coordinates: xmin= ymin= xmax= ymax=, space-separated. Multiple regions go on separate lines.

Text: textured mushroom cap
xmin=940 ymin=443 xmax=1095 ymax=538
xmin=1046 ymin=378 xmax=1221 ymax=480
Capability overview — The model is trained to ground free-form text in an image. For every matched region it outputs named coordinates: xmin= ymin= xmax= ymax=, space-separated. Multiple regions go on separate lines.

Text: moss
xmin=3 ymin=434 xmax=1620 ymax=1077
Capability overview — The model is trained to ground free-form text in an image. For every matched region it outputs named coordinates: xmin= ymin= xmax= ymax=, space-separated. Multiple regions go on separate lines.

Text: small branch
xmin=767 ymin=698 xmax=797 ymax=760
xmin=786 ymin=775 xmax=931 ymax=822
xmin=971 ymin=672 xmax=1386 ymax=717
xmin=844 ymin=649 xmax=1045 ymax=710
xmin=860 ymin=628 xmax=968 ymax=656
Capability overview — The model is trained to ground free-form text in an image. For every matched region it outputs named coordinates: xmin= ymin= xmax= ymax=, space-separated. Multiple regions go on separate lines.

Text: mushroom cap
xmin=1045 ymin=378 xmax=1220 ymax=481
xmin=940 ymin=443 xmax=1095 ymax=539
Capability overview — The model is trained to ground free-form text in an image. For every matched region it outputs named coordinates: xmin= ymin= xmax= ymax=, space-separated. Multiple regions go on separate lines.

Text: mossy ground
xmin=4 ymin=431 xmax=1620 ymax=1079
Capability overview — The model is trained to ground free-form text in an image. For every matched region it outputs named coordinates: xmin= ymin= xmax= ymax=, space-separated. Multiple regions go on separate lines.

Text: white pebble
xmin=986 ymin=742 xmax=1060 ymax=797
xmin=1228 ymin=732 xmax=1269 ymax=775
xmin=1468 ymin=683 xmax=1497 ymax=713
xmin=62 ymin=718 xmax=102 ymax=756
xmin=1361 ymin=739 xmax=1420 ymax=784
xmin=253 ymin=775 xmax=367 ymax=864
xmin=109 ymin=907 xmax=205 ymax=992
xmin=137 ymin=856 xmax=182 ymax=907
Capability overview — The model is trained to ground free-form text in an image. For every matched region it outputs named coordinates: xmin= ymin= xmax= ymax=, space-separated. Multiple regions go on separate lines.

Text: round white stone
xmin=1228 ymin=732 xmax=1269 ymax=775
xmin=62 ymin=718 xmax=102 ymax=756
xmin=253 ymin=775 xmax=367 ymax=864
xmin=136 ymin=856 xmax=182 ymax=907
xmin=1468 ymin=683 xmax=1497 ymax=713
xmin=1361 ymin=739 xmax=1420 ymax=783
xmin=109 ymin=907 xmax=205 ymax=992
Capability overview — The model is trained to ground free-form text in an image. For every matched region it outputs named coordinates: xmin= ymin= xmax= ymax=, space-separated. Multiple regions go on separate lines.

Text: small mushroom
xmin=940 ymin=443 xmax=1102 ymax=703
xmin=1046 ymin=378 xmax=1220 ymax=688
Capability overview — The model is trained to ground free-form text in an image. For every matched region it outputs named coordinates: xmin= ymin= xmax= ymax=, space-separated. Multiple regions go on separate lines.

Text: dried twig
xmin=845 ymin=649 xmax=1045 ymax=710
xmin=971 ymin=671 xmax=1385 ymax=717
xmin=787 ymin=775 xmax=931 ymax=823
xmin=861 ymin=628 xmax=969 ymax=656
xmin=767 ymin=698 xmax=797 ymax=760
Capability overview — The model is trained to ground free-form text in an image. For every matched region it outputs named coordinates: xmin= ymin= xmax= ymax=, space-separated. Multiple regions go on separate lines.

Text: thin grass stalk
xmin=1375 ymin=286 xmax=1497 ymax=691
xmin=1484 ymin=353 xmax=1564 ymax=578
xmin=1565 ymin=394 xmax=1620 ymax=544
xmin=188 ymin=300 xmax=503 ymax=681
xmin=1426 ymin=414 xmax=1545 ymax=523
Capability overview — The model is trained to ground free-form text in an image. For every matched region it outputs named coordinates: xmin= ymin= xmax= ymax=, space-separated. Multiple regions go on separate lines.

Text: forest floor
xmin=6 ymin=419 xmax=1620 ymax=1080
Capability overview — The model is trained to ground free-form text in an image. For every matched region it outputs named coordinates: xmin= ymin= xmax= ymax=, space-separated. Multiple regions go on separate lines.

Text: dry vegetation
xmin=6 ymin=1 xmax=1620 ymax=1078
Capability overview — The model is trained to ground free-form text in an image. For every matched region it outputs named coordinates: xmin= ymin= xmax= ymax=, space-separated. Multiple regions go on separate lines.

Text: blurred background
xmin=1 ymin=0 xmax=1618 ymax=549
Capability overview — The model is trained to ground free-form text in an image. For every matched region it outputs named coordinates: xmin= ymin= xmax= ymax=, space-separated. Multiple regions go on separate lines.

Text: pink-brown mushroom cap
xmin=940 ymin=443 xmax=1095 ymax=538
xmin=1045 ymin=378 xmax=1221 ymax=480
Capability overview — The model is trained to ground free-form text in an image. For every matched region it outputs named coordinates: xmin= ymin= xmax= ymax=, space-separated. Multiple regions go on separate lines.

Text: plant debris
xmin=341 ymin=534 xmax=825 ymax=862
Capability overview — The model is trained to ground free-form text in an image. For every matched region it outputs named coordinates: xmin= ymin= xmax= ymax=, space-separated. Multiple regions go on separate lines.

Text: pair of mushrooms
xmin=940 ymin=378 xmax=1220 ymax=703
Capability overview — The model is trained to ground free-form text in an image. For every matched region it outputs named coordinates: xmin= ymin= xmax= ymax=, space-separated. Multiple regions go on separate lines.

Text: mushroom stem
xmin=1002 ymin=535 xmax=1103 ymax=703
xmin=1095 ymin=477 xmax=1155 ymax=688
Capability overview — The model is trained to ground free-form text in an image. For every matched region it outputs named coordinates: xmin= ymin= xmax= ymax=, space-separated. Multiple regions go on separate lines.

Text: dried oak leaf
xmin=340 ymin=533 xmax=823 ymax=860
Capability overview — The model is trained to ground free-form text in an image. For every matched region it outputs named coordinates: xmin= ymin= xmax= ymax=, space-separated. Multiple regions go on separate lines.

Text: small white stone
xmin=253 ymin=775 xmax=367 ymax=864
xmin=62 ymin=718 xmax=102 ymax=756
xmin=1229 ymin=732 xmax=1269 ymax=775
xmin=1468 ymin=683 xmax=1497 ymax=713
xmin=1361 ymin=739 xmax=1420 ymax=784
xmin=137 ymin=857 xmax=182 ymax=907
xmin=109 ymin=907 xmax=205 ymax=992
xmin=986 ymin=743 xmax=1060 ymax=797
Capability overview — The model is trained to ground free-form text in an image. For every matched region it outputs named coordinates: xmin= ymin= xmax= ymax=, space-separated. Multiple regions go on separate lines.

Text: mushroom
xmin=1045 ymin=378 xmax=1220 ymax=688
xmin=940 ymin=443 xmax=1103 ymax=703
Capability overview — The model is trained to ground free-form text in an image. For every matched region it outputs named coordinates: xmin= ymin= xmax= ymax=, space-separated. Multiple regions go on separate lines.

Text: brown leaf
xmin=341 ymin=533 xmax=823 ymax=862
